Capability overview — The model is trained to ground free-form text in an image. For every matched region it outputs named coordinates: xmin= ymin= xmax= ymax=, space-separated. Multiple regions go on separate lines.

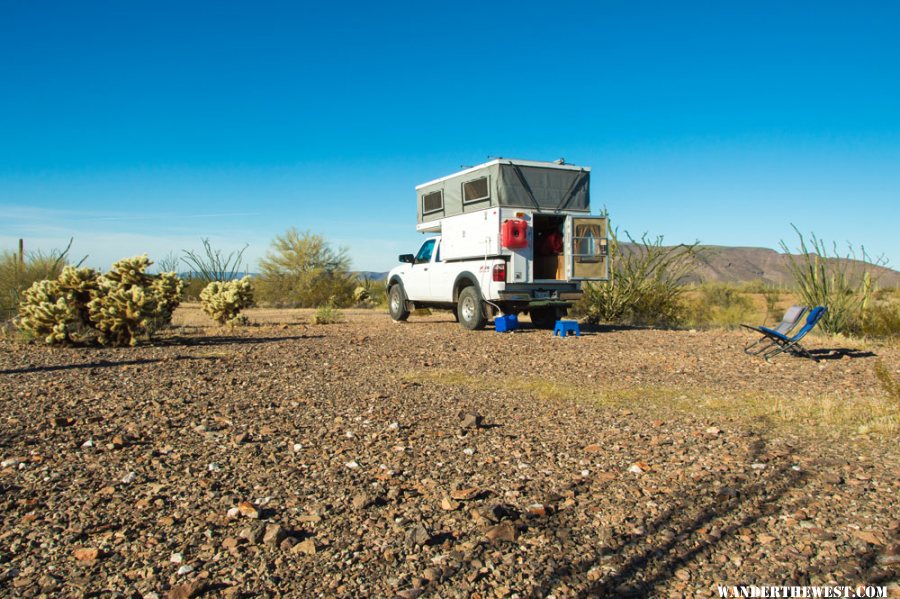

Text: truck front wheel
xmin=457 ymin=286 xmax=487 ymax=330
xmin=388 ymin=284 xmax=410 ymax=322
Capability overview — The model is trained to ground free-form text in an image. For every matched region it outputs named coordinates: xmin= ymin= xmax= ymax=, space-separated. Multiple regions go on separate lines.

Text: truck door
xmin=564 ymin=217 xmax=609 ymax=280
xmin=405 ymin=238 xmax=436 ymax=301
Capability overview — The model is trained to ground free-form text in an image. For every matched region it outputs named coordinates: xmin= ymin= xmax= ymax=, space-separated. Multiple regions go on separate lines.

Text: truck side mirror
xmin=399 ymin=254 xmax=415 ymax=264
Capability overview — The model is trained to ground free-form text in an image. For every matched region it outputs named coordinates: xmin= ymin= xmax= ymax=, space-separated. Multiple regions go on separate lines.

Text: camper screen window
xmin=422 ymin=191 xmax=443 ymax=214
xmin=463 ymin=177 xmax=490 ymax=204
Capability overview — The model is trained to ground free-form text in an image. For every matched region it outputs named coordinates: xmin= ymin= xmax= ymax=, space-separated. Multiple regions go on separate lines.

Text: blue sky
xmin=1 ymin=1 xmax=898 ymax=272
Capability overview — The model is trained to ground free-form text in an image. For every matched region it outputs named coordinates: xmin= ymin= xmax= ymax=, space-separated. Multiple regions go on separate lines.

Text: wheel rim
xmin=461 ymin=296 xmax=476 ymax=322
xmin=391 ymin=289 xmax=401 ymax=313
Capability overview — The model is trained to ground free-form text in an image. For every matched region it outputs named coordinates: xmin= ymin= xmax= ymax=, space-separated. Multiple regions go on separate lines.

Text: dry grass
xmin=406 ymin=367 xmax=899 ymax=439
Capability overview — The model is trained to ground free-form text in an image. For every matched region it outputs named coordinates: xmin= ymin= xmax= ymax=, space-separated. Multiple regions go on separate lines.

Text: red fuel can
xmin=501 ymin=219 xmax=528 ymax=249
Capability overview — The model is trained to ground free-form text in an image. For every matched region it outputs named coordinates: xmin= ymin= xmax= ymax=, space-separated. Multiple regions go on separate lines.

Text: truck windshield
xmin=415 ymin=239 xmax=436 ymax=264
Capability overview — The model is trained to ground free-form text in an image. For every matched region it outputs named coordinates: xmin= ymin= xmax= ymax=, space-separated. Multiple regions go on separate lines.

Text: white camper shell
xmin=387 ymin=159 xmax=609 ymax=330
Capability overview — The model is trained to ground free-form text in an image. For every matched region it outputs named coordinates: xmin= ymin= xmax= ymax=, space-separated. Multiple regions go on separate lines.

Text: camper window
xmin=422 ymin=190 xmax=443 ymax=214
xmin=462 ymin=176 xmax=490 ymax=204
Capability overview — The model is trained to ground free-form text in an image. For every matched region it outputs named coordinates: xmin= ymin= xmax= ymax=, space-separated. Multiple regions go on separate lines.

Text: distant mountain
xmin=628 ymin=245 xmax=900 ymax=287
xmin=354 ymin=271 xmax=388 ymax=282
xmin=361 ymin=248 xmax=898 ymax=287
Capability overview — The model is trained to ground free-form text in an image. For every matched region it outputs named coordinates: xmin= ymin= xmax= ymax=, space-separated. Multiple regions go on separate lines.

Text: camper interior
xmin=533 ymin=214 xmax=566 ymax=280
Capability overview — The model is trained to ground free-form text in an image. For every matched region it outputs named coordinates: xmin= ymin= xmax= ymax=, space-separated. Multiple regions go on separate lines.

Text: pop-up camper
xmin=387 ymin=159 xmax=609 ymax=329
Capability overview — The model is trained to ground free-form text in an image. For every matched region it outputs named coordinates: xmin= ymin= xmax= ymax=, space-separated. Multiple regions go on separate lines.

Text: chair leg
xmin=745 ymin=337 xmax=777 ymax=356
xmin=765 ymin=340 xmax=817 ymax=362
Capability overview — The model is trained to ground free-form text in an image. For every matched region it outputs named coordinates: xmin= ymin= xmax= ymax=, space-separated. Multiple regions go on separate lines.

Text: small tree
xmin=257 ymin=229 xmax=355 ymax=307
xmin=200 ymin=276 xmax=255 ymax=325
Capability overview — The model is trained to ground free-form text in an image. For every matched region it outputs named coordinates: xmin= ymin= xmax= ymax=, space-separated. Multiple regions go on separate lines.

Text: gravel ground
xmin=1 ymin=308 xmax=897 ymax=598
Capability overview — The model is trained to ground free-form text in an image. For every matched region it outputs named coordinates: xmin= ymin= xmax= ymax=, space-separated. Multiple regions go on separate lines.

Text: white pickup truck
xmin=387 ymin=159 xmax=609 ymax=330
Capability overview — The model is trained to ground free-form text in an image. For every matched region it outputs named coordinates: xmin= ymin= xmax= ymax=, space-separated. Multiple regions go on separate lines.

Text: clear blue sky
xmin=2 ymin=1 xmax=898 ymax=272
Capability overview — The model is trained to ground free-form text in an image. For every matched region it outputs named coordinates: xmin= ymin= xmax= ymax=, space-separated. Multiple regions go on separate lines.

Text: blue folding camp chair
xmin=741 ymin=305 xmax=807 ymax=356
xmin=750 ymin=306 xmax=828 ymax=362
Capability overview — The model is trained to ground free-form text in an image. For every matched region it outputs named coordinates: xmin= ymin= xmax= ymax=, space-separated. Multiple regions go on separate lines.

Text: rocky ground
xmin=0 ymin=307 xmax=897 ymax=598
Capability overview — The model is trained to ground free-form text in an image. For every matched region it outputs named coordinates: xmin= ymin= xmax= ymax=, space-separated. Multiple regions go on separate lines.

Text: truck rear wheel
xmin=457 ymin=286 xmax=487 ymax=330
xmin=530 ymin=306 xmax=564 ymax=330
xmin=388 ymin=284 xmax=410 ymax=322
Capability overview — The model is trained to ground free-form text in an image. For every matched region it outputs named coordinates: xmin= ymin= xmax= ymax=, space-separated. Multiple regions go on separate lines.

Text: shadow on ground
xmin=0 ymin=355 xmax=220 ymax=375
xmin=524 ymin=435 xmax=885 ymax=596
xmin=806 ymin=348 xmax=877 ymax=360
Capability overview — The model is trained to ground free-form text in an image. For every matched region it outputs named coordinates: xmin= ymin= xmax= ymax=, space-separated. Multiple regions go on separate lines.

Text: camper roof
xmin=415 ymin=159 xmax=590 ymax=190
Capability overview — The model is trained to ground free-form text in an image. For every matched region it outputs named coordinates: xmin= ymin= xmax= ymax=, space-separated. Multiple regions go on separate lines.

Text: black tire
xmin=457 ymin=286 xmax=487 ymax=330
xmin=450 ymin=308 xmax=459 ymax=322
xmin=530 ymin=306 xmax=563 ymax=330
xmin=388 ymin=284 xmax=410 ymax=322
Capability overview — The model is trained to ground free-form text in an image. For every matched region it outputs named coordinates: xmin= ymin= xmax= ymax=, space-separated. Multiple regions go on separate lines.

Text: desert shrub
xmin=257 ymin=229 xmax=356 ymax=307
xmin=352 ymin=275 xmax=388 ymax=308
xmin=861 ymin=290 xmax=900 ymax=338
xmin=682 ymin=283 xmax=755 ymax=329
xmin=580 ymin=217 xmax=702 ymax=327
xmin=200 ymin=276 xmax=255 ymax=325
xmin=780 ymin=226 xmax=886 ymax=335
xmin=312 ymin=298 xmax=343 ymax=324
xmin=16 ymin=255 xmax=183 ymax=346
xmin=874 ymin=361 xmax=900 ymax=405
xmin=156 ymin=251 xmax=181 ymax=275
xmin=182 ymin=238 xmax=248 ymax=283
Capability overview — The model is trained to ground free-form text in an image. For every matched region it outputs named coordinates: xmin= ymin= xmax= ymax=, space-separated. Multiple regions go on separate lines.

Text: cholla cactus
xmin=16 ymin=280 xmax=78 ymax=344
xmin=16 ymin=267 xmax=100 ymax=344
xmin=152 ymin=271 xmax=184 ymax=324
xmin=15 ymin=255 xmax=183 ymax=346
xmin=88 ymin=256 xmax=165 ymax=346
xmin=200 ymin=276 xmax=254 ymax=325
xmin=353 ymin=286 xmax=371 ymax=305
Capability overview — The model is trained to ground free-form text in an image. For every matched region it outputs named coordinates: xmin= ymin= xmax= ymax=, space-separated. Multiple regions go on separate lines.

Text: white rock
xmin=170 ymin=552 xmax=183 ymax=564
xmin=387 ymin=422 xmax=399 ymax=431
xmin=463 ymin=448 xmax=475 ymax=456
xmin=226 ymin=507 xmax=240 ymax=519
xmin=81 ymin=439 xmax=94 ymax=448
xmin=292 ymin=443 xmax=303 ymax=452
xmin=628 ymin=464 xmax=644 ymax=474
xmin=121 ymin=471 xmax=137 ymax=484
xmin=207 ymin=463 xmax=221 ymax=472
xmin=1 ymin=458 xmax=22 ymax=468
xmin=751 ymin=463 xmax=766 ymax=470
xmin=580 ymin=469 xmax=590 ymax=477
xmin=177 ymin=565 xmax=194 ymax=576
xmin=344 ymin=461 xmax=360 ymax=469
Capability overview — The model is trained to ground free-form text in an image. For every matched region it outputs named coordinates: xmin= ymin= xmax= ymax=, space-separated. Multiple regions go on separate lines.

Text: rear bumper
xmin=498 ymin=283 xmax=582 ymax=303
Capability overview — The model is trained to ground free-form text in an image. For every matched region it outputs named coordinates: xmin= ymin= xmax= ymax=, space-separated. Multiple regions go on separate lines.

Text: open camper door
xmin=565 ymin=216 xmax=608 ymax=281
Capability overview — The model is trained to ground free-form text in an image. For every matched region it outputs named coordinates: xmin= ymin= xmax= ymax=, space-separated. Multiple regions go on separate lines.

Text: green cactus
xmin=353 ymin=286 xmax=371 ymax=305
xmin=200 ymin=276 xmax=254 ymax=325
xmin=16 ymin=255 xmax=183 ymax=346
xmin=88 ymin=255 xmax=173 ymax=346
xmin=15 ymin=267 xmax=101 ymax=344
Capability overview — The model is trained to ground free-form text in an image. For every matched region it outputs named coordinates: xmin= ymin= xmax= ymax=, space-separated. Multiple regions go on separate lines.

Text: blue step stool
xmin=553 ymin=320 xmax=580 ymax=337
